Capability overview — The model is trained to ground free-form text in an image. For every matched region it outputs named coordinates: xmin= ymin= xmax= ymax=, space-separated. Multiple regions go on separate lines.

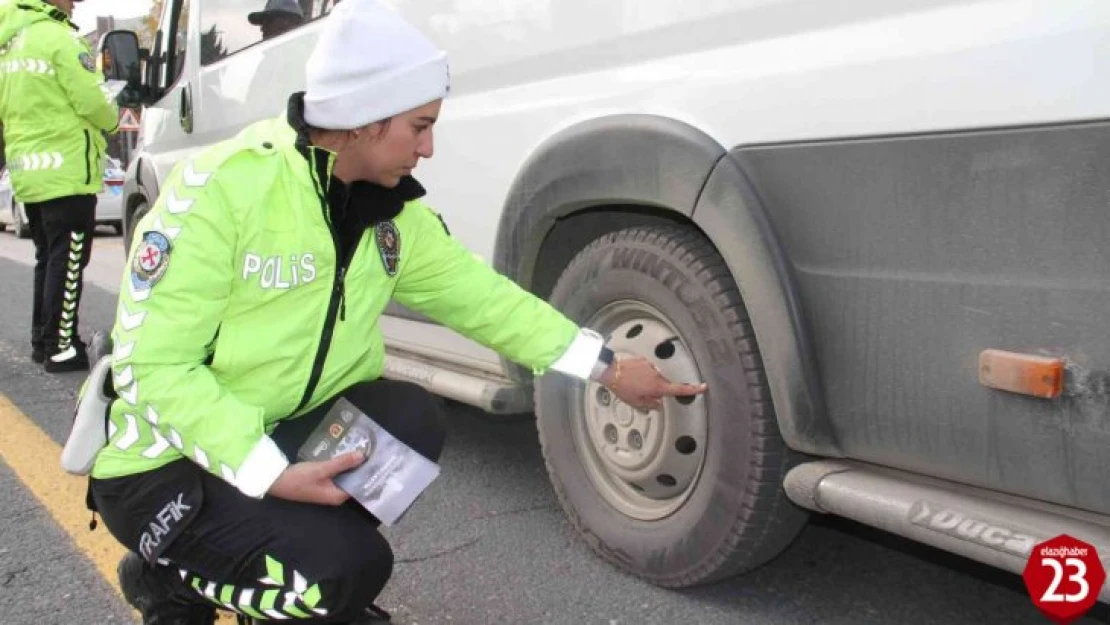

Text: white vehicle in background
xmin=96 ymin=157 xmax=126 ymax=232
xmin=0 ymin=157 xmax=126 ymax=238
xmin=100 ymin=0 xmax=1110 ymax=601
xmin=0 ymin=165 xmax=24 ymax=237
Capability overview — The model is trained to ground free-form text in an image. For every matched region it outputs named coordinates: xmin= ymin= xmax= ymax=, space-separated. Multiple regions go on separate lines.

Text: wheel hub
xmin=575 ymin=302 xmax=709 ymax=521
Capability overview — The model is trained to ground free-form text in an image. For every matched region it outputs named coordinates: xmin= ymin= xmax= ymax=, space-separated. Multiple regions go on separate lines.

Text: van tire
xmin=124 ymin=199 xmax=150 ymax=252
xmin=535 ymin=224 xmax=808 ymax=587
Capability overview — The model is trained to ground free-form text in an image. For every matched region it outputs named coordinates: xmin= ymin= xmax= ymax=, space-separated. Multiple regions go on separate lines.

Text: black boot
xmin=44 ymin=339 xmax=89 ymax=373
xmin=118 ymin=552 xmax=217 ymax=625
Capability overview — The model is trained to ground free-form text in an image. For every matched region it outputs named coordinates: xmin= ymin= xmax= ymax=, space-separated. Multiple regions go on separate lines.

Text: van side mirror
xmin=99 ymin=30 xmax=148 ymax=108
xmin=100 ymin=30 xmax=141 ymax=86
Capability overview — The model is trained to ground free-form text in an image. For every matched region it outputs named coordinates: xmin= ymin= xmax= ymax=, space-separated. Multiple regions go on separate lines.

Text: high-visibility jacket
xmin=91 ymin=95 xmax=598 ymax=498
xmin=0 ymin=0 xmax=119 ymax=203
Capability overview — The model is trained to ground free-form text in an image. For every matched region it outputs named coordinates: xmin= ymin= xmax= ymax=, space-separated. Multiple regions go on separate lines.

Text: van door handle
xmin=179 ymin=84 xmax=193 ymax=134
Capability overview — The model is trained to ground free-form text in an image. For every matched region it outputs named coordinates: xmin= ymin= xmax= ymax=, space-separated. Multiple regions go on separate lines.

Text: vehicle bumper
xmin=96 ymin=188 xmax=124 ymax=222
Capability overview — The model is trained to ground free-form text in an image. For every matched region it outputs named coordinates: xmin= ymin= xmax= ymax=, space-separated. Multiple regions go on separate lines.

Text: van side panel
xmin=736 ymin=121 xmax=1110 ymax=513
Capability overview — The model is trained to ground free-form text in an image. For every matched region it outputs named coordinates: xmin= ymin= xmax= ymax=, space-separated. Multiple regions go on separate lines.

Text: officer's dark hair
xmin=307 ymin=118 xmax=392 ymax=144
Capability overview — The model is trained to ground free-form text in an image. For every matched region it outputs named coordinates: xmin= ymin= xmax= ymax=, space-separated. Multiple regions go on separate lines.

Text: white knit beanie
xmin=303 ymin=0 xmax=450 ymax=130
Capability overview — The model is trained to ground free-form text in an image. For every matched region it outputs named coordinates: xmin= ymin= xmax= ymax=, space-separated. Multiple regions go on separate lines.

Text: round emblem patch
xmin=79 ymin=52 xmax=95 ymax=72
xmin=131 ymin=231 xmax=172 ymax=290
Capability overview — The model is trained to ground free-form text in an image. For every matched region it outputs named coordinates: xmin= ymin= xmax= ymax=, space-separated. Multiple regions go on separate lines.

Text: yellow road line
xmin=0 ymin=394 xmax=237 ymax=623
xmin=0 ymin=393 xmax=128 ymax=594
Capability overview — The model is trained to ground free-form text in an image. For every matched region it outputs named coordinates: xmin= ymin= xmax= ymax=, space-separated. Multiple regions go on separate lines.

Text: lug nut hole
xmin=675 ymin=436 xmax=697 ymax=455
xmin=655 ymin=340 xmax=676 ymax=359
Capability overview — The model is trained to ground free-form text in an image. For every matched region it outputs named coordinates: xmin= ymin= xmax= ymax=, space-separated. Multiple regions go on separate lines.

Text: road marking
xmin=0 ymin=394 xmax=240 ymax=623
xmin=0 ymin=393 xmax=128 ymax=597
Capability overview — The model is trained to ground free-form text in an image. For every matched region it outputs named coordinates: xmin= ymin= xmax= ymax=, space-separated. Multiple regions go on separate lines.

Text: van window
xmin=149 ymin=0 xmax=190 ymax=90
xmin=315 ymin=0 xmax=340 ymax=17
xmin=173 ymin=1 xmax=191 ymax=81
xmin=199 ymin=0 xmax=316 ymax=65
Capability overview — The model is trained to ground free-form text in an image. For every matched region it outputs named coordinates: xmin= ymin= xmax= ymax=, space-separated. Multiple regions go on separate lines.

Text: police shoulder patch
xmin=79 ymin=52 xmax=95 ymax=72
xmin=375 ymin=221 xmax=400 ymax=277
xmin=131 ymin=231 xmax=172 ymax=290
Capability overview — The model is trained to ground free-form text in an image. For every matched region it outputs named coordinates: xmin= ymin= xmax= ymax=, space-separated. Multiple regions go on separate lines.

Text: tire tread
xmin=538 ymin=224 xmax=808 ymax=588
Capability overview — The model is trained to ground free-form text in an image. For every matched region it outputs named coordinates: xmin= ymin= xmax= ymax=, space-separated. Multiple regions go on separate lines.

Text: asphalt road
xmin=0 ymin=229 xmax=1106 ymax=625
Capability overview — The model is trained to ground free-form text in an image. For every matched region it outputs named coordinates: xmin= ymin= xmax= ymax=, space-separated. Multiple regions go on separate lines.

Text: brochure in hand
xmin=297 ymin=398 xmax=441 ymax=526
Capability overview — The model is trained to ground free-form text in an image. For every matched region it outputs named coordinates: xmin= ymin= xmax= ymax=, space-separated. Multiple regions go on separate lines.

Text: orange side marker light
xmin=979 ymin=349 xmax=1064 ymax=399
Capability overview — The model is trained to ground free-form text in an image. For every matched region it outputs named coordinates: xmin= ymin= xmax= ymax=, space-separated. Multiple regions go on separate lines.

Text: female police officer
xmin=77 ymin=1 xmax=705 ymax=623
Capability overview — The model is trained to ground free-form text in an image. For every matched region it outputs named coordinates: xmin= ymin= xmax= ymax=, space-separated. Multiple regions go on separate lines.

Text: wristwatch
xmin=590 ymin=346 xmax=616 ymax=382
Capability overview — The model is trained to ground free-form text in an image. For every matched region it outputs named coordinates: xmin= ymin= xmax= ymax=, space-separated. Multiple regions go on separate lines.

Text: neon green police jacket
xmin=91 ymin=96 xmax=602 ymax=498
xmin=0 ymin=0 xmax=119 ymax=203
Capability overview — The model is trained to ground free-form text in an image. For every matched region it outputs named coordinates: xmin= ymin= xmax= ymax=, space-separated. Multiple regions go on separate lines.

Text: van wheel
xmin=12 ymin=202 xmax=30 ymax=239
xmin=535 ymin=225 xmax=808 ymax=588
xmin=124 ymin=200 xmax=150 ymax=252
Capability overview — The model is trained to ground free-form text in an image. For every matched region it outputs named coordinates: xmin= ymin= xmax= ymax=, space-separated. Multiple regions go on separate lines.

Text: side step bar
xmin=381 ymin=349 xmax=534 ymax=415
xmin=784 ymin=460 xmax=1110 ymax=603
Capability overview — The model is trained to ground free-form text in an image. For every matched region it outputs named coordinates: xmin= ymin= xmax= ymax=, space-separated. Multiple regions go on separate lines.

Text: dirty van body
xmin=103 ymin=0 xmax=1110 ymax=599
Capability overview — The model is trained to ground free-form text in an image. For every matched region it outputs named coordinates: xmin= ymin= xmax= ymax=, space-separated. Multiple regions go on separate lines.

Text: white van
xmin=101 ymin=0 xmax=1110 ymax=598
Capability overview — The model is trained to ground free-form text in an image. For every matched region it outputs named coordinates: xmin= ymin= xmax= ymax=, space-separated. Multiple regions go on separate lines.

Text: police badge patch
xmin=131 ymin=231 xmax=172 ymax=290
xmin=79 ymin=52 xmax=95 ymax=72
xmin=375 ymin=221 xmax=400 ymax=277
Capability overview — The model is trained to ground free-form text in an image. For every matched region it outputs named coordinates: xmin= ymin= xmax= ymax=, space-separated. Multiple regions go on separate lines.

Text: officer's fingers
xmin=661 ymin=382 xmax=708 ymax=397
xmin=628 ymin=394 xmax=662 ymax=413
xmin=317 ymin=483 xmax=351 ymax=506
xmin=319 ymin=450 xmax=367 ymax=478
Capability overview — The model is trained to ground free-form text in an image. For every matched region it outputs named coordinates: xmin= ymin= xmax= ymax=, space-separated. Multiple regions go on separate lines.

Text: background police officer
xmin=248 ymin=0 xmax=305 ymax=41
xmin=0 ymin=0 xmax=119 ymax=372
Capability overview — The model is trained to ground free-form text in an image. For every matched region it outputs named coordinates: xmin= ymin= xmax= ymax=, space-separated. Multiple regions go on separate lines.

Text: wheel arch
xmin=494 ymin=114 xmax=838 ymax=456
xmin=493 ymin=114 xmax=724 ymax=288
xmin=691 ymin=151 xmax=837 ymax=456
xmin=121 ymin=155 xmax=161 ymax=252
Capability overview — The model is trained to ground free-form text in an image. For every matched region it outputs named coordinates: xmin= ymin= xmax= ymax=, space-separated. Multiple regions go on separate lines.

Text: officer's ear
xmin=308 ymin=127 xmax=354 ymax=152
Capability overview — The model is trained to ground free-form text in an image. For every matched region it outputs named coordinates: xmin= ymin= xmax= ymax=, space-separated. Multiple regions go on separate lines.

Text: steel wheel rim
xmin=571 ymin=300 xmax=709 ymax=521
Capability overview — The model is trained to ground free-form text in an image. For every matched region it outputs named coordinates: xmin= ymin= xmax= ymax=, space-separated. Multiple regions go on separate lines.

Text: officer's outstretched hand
xmin=268 ymin=451 xmax=367 ymax=505
xmin=599 ymin=355 xmax=708 ymax=412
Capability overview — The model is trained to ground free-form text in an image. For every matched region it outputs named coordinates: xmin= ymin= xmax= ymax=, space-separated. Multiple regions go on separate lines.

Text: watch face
xmin=599 ymin=346 xmax=615 ymax=364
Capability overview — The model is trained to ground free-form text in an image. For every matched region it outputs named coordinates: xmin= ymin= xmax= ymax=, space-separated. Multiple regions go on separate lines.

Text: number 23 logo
xmin=1041 ymin=557 xmax=1089 ymax=603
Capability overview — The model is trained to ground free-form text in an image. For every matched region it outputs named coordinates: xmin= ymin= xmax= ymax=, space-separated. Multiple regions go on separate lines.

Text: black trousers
xmin=91 ymin=380 xmax=447 ymax=623
xmin=24 ymin=194 xmax=96 ymax=356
